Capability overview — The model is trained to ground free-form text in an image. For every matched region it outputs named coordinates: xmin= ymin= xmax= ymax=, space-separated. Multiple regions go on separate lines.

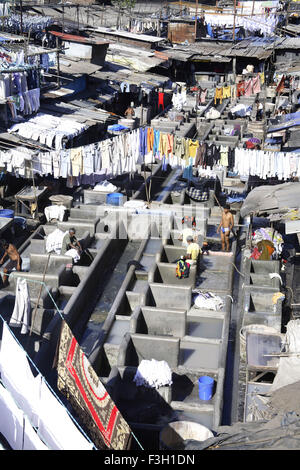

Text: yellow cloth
xmin=159 ymin=133 xmax=170 ymax=157
xmin=214 ymin=87 xmax=223 ymax=104
xmin=259 ymin=72 xmax=265 ymax=85
xmin=188 ymin=139 xmax=199 ymax=158
xmin=272 ymin=292 xmax=285 ymax=304
xmin=222 ymin=86 xmax=231 ymax=99
xmin=70 ymin=147 xmax=83 ymax=177
xmin=187 ymin=242 xmax=200 ymax=261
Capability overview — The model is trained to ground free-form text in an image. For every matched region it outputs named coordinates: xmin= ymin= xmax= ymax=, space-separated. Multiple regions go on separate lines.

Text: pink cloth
xmin=244 ymin=79 xmax=253 ymax=97
xmin=252 ymin=75 xmax=261 ymax=94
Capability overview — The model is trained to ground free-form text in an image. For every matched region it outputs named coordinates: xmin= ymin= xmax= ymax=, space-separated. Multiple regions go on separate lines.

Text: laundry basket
xmin=159 ymin=421 xmax=213 ymax=450
xmin=239 ymin=324 xmax=279 ymax=362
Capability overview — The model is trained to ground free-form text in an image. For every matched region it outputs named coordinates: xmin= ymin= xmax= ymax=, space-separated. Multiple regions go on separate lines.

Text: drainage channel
xmin=76 ymin=240 xmax=141 ymax=356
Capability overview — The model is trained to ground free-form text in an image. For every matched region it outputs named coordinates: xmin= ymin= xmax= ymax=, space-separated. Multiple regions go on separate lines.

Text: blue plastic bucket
xmin=198 ymin=376 xmax=214 ymax=401
xmin=14 ymin=216 xmax=27 ymax=230
xmin=106 ymin=192 xmax=124 ymax=206
xmin=0 ymin=209 xmax=14 ymax=219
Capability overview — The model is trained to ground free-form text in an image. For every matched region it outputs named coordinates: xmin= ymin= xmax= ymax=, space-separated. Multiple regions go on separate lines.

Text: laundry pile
xmin=193 ymin=291 xmax=224 ymax=311
xmin=252 ymin=227 xmax=284 ymax=257
xmin=44 ymin=205 xmax=67 ymax=222
xmin=45 ymin=228 xmax=67 ymax=255
xmin=133 ymin=359 xmax=173 ymax=389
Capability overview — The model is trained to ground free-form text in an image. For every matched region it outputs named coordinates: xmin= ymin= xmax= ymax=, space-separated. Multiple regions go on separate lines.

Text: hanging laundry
xmin=56 ymin=320 xmax=131 ymax=450
xmin=158 ymin=92 xmax=164 ymax=111
xmin=222 ymin=85 xmax=231 ymax=99
xmin=9 ymin=278 xmax=31 ymax=335
xmin=70 ymin=147 xmax=83 ymax=177
xmin=214 ymin=86 xmax=223 ymax=105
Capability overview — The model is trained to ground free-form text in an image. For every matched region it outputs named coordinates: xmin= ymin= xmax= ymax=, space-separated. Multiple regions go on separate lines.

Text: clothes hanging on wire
xmin=9 ymin=278 xmax=31 ymax=335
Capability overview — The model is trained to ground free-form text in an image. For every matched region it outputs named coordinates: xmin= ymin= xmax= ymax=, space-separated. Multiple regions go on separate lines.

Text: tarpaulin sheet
xmin=267 ymin=116 xmax=300 ymax=133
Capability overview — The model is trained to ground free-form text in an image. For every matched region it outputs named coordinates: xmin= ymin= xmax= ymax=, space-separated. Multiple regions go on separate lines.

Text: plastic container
xmin=159 ymin=421 xmax=213 ymax=450
xmin=49 ymin=195 xmax=73 ymax=209
xmin=198 ymin=376 xmax=214 ymax=401
xmin=14 ymin=216 xmax=27 ymax=230
xmin=0 ymin=209 xmax=14 ymax=219
xmin=106 ymin=192 xmax=124 ymax=206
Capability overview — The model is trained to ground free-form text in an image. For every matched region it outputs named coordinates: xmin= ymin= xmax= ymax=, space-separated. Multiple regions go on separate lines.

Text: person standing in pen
xmin=217 ymin=204 xmax=234 ymax=252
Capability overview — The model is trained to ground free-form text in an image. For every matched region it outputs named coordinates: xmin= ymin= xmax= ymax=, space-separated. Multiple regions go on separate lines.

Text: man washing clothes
xmin=217 ymin=204 xmax=234 ymax=252
xmin=124 ymin=103 xmax=135 ymax=119
xmin=0 ymin=240 xmax=22 ymax=286
xmin=186 ymin=235 xmax=201 ymax=266
xmin=61 ymin=228 xmax=82 ymax=256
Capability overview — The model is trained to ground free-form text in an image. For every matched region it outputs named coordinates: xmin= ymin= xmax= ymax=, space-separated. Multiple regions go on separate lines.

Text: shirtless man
xmin=0 ymin=240 xmax=22 ymax=286
xmin=217 ymin=204 xmax=234 ymax=252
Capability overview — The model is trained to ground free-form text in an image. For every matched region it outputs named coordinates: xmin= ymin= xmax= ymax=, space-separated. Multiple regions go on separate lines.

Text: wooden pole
xmin=233 ymin=0 xmax=237 ymax=41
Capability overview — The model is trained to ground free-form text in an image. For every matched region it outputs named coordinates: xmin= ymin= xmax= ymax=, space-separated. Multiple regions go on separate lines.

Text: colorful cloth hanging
xmin=56 ymin=320 xmax=131 ymax=450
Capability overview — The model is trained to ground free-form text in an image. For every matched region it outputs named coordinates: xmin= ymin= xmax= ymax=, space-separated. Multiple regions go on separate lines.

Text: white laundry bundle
xmin=45 ymin=228 xmax=67 ymax=254
xmin=205 ymin=107 xmax=221 ymax=120
xmin=44 ymin=205 xmax=66 ymax=222
xmin=64 ymin=248 xmax=80 ymax=263
xmin=93 ymin=181 xmax=117 ymax=192
xmin=133 ymin=359 xmax=173 ymax=389
xmin=9 ymin=277 xmax=31 ymax=335
xmin=194 ymin=291 xmax=224 ymax=311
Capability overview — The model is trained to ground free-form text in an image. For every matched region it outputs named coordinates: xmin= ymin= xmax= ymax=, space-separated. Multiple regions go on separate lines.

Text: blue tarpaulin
xmin=267 ymin=117 xmax=300 ymax=133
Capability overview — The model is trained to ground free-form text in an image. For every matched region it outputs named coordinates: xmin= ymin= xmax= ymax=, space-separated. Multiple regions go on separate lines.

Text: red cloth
xmin=237 ymin=81 xmax=245 ymax=97
xmin=158 ymin=92 xmax=165 ymax=110
xmin=250 ymin=247 xmax=261 ymax=260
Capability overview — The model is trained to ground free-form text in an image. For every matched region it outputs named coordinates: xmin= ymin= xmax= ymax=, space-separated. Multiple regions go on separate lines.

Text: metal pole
xmin=56 ymin=37 xmax=61 ymax=88
xmin=20 ymin=0 xmax=23 ymax=35
xmin=195 ymin=0 xmax=198 ymax=41
xmin=77 ymin=5 xmax=79 ymax=34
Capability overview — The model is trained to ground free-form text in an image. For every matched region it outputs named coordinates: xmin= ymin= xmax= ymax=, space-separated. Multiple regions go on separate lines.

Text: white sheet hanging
xmin=9 ymin=277 xmax=31 ymax=335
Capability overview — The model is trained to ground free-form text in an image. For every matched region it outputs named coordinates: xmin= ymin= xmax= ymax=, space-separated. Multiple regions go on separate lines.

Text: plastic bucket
xmin=198 ymin=376 xmax=214 ymax=401
xmin=14 ymin=216 xmax=27 ymax=230
xmin=0 ymin=209 xmax=14 ymax=219
xmin=106 ymin=192 xmax=124 ymax=206
xmin=159 ymin=421 xmax=213 ymax=450
xmin=239 ymin=324 xmax=279 ymax=362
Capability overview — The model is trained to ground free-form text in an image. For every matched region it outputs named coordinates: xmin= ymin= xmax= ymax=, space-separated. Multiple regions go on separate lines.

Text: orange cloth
xmin=147 ymin=127 xmax=154 ymax=152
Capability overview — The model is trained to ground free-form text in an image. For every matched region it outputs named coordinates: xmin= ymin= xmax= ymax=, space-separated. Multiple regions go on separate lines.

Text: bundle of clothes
xmin=250 ymin=227 xmax=284 ymax=260
xmin=133 ymin=359 xmax=173 ymax=389
xmin=193 ymin=291 xmax=225 ymax=311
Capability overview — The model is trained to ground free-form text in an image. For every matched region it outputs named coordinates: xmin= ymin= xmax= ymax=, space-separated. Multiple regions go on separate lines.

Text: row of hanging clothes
xmin=0 ymin=124 xmax=237 ymax=187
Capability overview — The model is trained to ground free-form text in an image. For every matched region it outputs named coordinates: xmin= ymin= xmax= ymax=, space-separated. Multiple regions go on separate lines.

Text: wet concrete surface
xmin=79 ymin=240 xmax=140 ymax=354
